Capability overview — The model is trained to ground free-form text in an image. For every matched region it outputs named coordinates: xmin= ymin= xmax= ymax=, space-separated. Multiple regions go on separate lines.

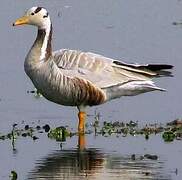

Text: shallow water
xmin=0 ymin=0 xmax=182 ymax=179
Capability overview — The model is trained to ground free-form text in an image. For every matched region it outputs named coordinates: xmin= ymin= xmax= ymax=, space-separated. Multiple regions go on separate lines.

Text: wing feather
xmin=52 ymin=49 xmax=173 ymax=88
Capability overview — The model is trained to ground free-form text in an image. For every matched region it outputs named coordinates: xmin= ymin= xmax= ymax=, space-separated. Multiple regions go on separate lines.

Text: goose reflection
xmin=27 ymin=134 xmax=170 ymax=180
xmin=28 ymin=144 xmax=104 ymax=179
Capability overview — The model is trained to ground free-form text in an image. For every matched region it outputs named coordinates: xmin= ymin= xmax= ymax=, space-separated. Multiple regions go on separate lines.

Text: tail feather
xmin=105 ymin=80 xmax=166 ymax=100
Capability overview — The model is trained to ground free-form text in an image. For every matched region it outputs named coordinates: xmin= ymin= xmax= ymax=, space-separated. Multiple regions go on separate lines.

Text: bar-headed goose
xmin=13 ymin=7 xmax=173 ymax=133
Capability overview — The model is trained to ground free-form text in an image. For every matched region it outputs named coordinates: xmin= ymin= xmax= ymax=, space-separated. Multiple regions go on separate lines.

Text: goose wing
xmin=52 ymin=49 xmax=173 ymax=88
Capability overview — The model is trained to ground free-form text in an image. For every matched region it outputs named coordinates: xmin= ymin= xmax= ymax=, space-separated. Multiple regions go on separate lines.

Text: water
xmin=27 ymin=148 xmax=169 ymax=180
xmin=0 ymin=0 xmax=182 ymax=179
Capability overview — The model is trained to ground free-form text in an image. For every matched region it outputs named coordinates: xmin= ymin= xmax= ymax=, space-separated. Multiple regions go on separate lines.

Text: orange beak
xmin=13 ymin=16 xmax=29 ymax=26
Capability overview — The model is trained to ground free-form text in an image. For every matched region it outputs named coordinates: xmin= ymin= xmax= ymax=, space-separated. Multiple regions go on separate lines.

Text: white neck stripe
xmin=39 ymin=20 xmax=51 ymax=60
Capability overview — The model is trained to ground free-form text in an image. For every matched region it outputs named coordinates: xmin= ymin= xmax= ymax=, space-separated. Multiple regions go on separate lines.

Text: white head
xmin=13 ymin=7 xmax=51 ymax=29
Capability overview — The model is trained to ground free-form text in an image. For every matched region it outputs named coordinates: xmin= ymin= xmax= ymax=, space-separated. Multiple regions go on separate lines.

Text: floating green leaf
xmin=162 ymin=131 xmax=175 ymax=142
xmin=10 ymin=170 xmax=17 ymax=180
xmin=48 ymin=126 xmax=70 ymax=142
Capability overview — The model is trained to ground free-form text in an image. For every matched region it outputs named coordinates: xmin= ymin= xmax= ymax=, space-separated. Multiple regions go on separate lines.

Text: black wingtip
xmin=142 ymin=64 xmax=174 ymax=71
xmin=145 ymin=64 xmax=174 ymax=77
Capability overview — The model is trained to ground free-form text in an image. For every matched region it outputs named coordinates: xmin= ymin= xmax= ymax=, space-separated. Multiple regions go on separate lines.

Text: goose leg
xmin=78 ymin=112 xmax=86 ymax=133
xmin=78 ymin=133 xmax=86 ymax=150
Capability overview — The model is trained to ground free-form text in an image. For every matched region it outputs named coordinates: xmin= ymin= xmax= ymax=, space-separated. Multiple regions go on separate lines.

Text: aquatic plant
xmin=0 ymin=119 xmax=181 ymax=148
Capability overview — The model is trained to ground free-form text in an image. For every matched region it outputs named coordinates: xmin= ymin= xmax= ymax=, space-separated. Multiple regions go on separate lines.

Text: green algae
xmin=48 ymin=126 xmax=70 ymax=142
xmin=0 ymin=119 xmax=182 ymax=146
xmin=10 ymin=170 xmax=18 ymax=180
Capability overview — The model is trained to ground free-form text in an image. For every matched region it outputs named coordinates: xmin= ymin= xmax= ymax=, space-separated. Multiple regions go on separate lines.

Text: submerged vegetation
xmin=0 ymin=118 xmax=181 ymax=147
xmin=10 ymin=170 xmax=18 ymax=180
xmin=93 ymin=119 xmax=182 ymax=142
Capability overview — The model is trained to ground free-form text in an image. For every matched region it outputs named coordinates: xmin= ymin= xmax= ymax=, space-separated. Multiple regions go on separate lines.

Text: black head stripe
xmin=43 ymin=12 xmax=49 ymax=18
xmin=34 ymin=7 xmax=42 ymax=14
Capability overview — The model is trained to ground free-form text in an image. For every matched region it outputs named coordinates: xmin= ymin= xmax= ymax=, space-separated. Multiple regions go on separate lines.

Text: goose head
xmin=13 ymin=7 xmax=51 ymax=29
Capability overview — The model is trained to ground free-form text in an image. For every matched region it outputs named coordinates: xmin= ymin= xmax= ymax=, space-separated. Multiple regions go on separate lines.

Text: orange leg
xmin=78 ymin=133 xmax=86 ymax=150
xmin=78 ymin=111 xmax=86 ymax=133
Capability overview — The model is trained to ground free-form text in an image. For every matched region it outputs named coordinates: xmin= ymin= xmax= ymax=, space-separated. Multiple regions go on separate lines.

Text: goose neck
xmin=37 ymin=23 xmax=52 ymax=61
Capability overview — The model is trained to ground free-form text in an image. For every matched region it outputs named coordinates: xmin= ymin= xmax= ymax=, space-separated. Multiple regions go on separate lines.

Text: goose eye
xmin=31 ymin=12 xmax=35 ymax=16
